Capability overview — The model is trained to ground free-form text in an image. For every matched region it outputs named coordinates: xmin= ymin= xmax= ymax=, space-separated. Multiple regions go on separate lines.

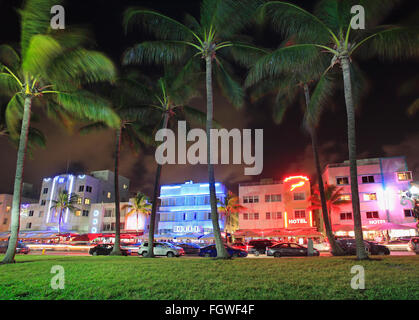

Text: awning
xmin=72 ymin=233 xmax=101 ymax=241
xmin=173 ymin=233 xmax=201 ymax=240
xmin=363 ymin=223 xmax=417 ymax=231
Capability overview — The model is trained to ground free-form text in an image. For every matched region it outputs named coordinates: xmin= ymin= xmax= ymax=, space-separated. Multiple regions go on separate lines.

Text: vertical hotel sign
xmin=283 ymin=176 xmax=312 ymax=227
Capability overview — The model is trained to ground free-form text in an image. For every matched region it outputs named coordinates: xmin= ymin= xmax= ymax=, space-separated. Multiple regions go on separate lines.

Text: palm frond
xmin=56 ymin=91 xmax=120 ymax=128
xmin=0 ymin=73 xmax=21 ymax=96
xmin=0 ymin=45 xmax=21 ymax=71
xmin=257 ymin=1 xmax=334 ymax=44
xmin=5 ymin=93 xmax=24 ymax=138
xmin=123 ymin=8 xmax=195 ymax=41
xmin=352 ymin=26 xmax=419 ymax=61
xmin=245 ymin=44 xmax=322 ymax=88
xmin=214 ymin=58 xmax=244 ymax=108
xmin=200 ymin=0 xmax=263 ymax=38
xmin=48 ymin=49 xmax=116 ymax=89
xmin=181 ymin=105 xmax=208 ymax=128
xmin=272 ymin=85 xmax=299 ymax=124
xmin=304 ymin=72 xmax=336 ymax=129
xmin=123 ymin=41 xmax=189 ymax=66
xmin=22 ymin=34 xmax=64 ymax=76
xmin=227 ymin=43 xmax=271 ymax=68
xmin=19 ymin=0 xmax=62 ymax=58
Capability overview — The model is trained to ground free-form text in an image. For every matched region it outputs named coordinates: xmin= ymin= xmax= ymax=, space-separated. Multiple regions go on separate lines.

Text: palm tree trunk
xmin=58 ymin=209 xmax=62 ymax=234
xmin=341 ymin=56 xmax=368 ymax=260
xmin=145 ymin=110 xmax=170 ymax=258
xmin=110 ymin=126 xmax=122 ymax=255
xmin=303 ymin=84 xmax=344 ymax=256
xmin=205 ymin=55 xmax=229 ymax=259
xmin=2 ymin=96 xmax=32 ymax=264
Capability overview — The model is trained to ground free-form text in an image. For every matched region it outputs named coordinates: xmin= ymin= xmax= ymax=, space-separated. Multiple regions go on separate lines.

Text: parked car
xmin=121 ymin=242 xmax=142 ymax=256
xmin=230 ymin=241 xmax=248 ymax=251
xmin=336 ymin=239 xmax=390 ymax=255
xmin=247 ymin=239 xmax=279 ymax=255
xmin=408 ymin=237 xmax=419 ymax=254
xmin=0 ymin=241 xmax=30 ymax=254
xmin=175 ymin=243 xmax=201 ymax=255
xmin=89 ymin=244 xmax=129 ymax=256
xmin=16 ymin=242 xmax=30 ymax=254
xmin=267 ymin=243 xmax=320 ymax=257
xmin=138 ymin=242 xmax=184 ymax=257
xmin=199 ymin=244 xmax=248 ymax=258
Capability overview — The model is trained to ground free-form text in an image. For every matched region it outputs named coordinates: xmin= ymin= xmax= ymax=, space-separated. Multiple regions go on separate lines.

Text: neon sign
xmin=368 ymin=220 xmax=386 ymax=225
xmin=284 ymin=176 xmax=309 ymax=191
xmin=288 ymin=218 xmax=308 ymax=224
xmin=173 ymin=226 xmax=201 ymax=233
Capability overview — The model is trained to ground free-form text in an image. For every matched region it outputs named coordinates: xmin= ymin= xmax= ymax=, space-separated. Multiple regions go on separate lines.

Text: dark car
xmin=0 ymin=241 xmax=30 ymax=254
xmin=175 ymin=243 xmax=201 ymax=255
xmin=267 ymin=243 xmax=320 ymax=257
xmin=89 ymin=244 xmax=129 ymax=256
xmin=247 ymin=239 xmax=279 ymax=255
xmin=408 ymin=237 xmax=419 ymax=254
xmin=199 ymin=245 xmax=248 ymax=258
xmin=336 ymin=239 xmax=390 ymax=255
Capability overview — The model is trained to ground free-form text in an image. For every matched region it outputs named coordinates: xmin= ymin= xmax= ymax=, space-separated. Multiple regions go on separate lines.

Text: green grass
xmin=0 ymin=255 xmax=418 ymax=300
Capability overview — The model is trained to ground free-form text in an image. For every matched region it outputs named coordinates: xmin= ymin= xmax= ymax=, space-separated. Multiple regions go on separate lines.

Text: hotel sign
xmin=173 ymin=226 xmax=202 ymax=233
xmin=288 ymin=218 xmax=308 ymax=225
xmin=368 ymin=220 xmax=386 ymax=225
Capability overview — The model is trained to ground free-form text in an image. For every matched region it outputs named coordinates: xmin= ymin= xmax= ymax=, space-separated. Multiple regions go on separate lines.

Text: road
xmin=27 ymin=250 xmax=417 ymax=257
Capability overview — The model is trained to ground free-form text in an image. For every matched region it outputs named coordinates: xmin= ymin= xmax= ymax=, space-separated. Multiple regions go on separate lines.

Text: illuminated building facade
xmin=157 ymin=181 xmax=227 ymax=236
xmin=237 ymin=176 xmax=317 ymax=237
xmin=20 ymin=170 xmax=130 ymax=233
xmin=322 ymin=157 xmax=417 ymax=238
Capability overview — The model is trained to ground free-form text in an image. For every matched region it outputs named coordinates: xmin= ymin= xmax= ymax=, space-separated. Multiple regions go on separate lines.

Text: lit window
xmin=75 ymin=210 xmax=81 ymax=217
xmin=397 ymin=172 xmax=412 ymax=182
xmin=243 ymin=195 xmax=259 ymax=203
xmin=340 ymin=212 xmax=352 ymax=220
xmin=293 ymin=192 xmax=305 ymax=201
xmin=294 ymin=210 xmax=306 ymax=218
xmin=84 ymin=198 xmax=90 ymax=205
xmin=363 ymin=193 xmax=377 ymax=201
xmin=404 ymin=209 xmax=414 ymax=218
xmin=123 ymin=184 xmax=128 ymax=189
xmin=107 ymin=192 xmax=111 ymax=199
xmin=77 ymin=197 xmax=82 ymax=205
xmin=340 ymin=195 xmax=351 ymax=201
xmin=6 ymin=206 xmax=11 ymax=212
xmin=362 ymin=176 xmax=375 ymax=184
xmin=366 ymin=211 xmax=379 ymax=219
xmin=336 ymin=177 xmax=349 ymax=185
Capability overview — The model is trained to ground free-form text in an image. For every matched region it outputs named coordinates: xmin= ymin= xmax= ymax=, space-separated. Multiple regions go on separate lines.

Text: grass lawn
xmin=0 ymin=255 xmax=418 ymax=300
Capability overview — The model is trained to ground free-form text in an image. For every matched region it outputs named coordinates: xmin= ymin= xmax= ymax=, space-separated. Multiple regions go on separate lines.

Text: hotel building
xmin=237 ymin=176 xmax=318 ymax=239
xmin=157 ymin=181 xmax=227 ymax=237
xmin=322 ymin=156 xmax=417 ymax=238
xmin=19 ymin=170 xmax=130 ymax=233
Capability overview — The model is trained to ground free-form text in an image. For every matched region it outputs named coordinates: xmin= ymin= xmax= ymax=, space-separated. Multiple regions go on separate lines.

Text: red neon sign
xmin=284 ymin=175 xmax=309 ymax=191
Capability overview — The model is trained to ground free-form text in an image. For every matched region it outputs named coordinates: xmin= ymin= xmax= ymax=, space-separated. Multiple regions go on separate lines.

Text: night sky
xmin=0 ymin=0 xmax=418 ymax=198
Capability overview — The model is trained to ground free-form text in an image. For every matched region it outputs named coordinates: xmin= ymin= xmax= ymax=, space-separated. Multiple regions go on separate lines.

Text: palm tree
xmin=309 ymin=184 xmax=352 ymax=241
xmin=0 ymin=0 xmax=118 ymax=264
xmin=122 ymin=192 xmax=152 ymax=234
xmin=218 ymin=191 xmax=245 ymax=242
xmin=80 ymin=72 xmax=157 ymax=255
xmin=122 ymin=1 xmax=263 ymax=258
xmin=246 ymin=38 xmax=345 ymax=255
xmin=50 ymin=189 xmax=79 ymax=234
xmin=255 ymin=0 xmax=419 ymax=259
xmin=116 ymin=68 xmax=206 ymax=258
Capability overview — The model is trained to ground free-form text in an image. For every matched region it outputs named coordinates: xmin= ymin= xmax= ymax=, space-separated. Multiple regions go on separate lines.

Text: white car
xmin=138 ymin=242 xmax=184 ymax=257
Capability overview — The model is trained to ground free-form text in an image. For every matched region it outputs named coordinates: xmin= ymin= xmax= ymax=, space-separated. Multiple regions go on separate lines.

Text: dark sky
xmin=0 ymin=0 xmax=418 ymax=198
